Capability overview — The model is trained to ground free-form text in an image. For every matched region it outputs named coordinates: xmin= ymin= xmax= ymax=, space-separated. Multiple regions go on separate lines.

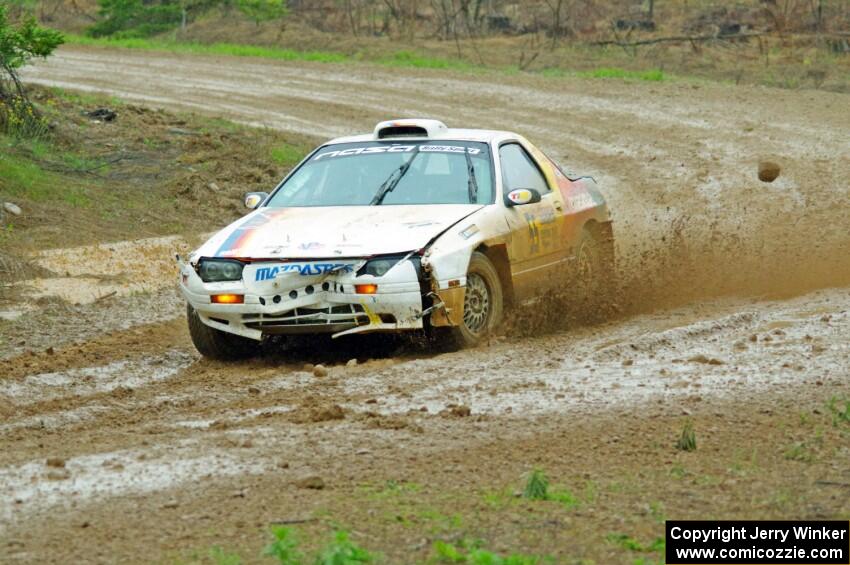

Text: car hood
xmin=196 ymin=204 xmax=484 ymax=259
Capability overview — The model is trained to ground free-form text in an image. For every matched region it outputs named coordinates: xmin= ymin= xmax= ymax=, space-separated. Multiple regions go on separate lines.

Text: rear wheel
xmin=187 ymin=304 xmax=260 ymax=360
xmin=447 ymin=251 xmax=504 ymax=348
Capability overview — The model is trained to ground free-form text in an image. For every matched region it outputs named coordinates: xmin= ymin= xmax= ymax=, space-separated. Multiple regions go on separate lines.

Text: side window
xmin=499 ymin=143 xmax=550 ymax=194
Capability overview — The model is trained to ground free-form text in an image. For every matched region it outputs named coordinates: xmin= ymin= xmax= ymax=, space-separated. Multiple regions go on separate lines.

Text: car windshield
xmin=265 ymin=140 xmax=494 ymax=207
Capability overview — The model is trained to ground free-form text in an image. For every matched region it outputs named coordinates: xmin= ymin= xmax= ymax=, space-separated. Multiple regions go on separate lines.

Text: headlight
xmin=358 ymin=255 xmax=406 ymax=277
xmin=198 ymin=258 xmax=245 ymax=282
xmin=366 ymin=259 xmax=394 ymax=277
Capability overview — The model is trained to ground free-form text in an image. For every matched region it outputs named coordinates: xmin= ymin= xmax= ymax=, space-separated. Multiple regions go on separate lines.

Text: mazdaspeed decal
xmin=255 ymin=263 xmax=355 ymax=281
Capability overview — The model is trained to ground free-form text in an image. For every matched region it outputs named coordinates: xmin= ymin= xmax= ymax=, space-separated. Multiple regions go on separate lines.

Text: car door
xmin=499 ymin=141 xmax=568 ymax=300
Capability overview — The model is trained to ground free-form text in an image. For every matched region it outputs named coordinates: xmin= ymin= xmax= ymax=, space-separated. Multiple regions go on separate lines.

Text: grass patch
xmin=67 ymin=35 xmax=478 ymax=74
xmin=66 ymin=34 xmax=349 ymax=63
xmin=270 ymin=143 xmax=308 ymax=167
xmin=0 ymin=148 xmax=56 ymax=200
xmin=69 ymin=33 xmax=480 ymax=72
xmin=262 ymin=526 xmax=373 ymax=564
xmin=432 ymin=539 xmax=548 ymax=564
xmin=1 ymin=84 xmax=319 ymax=252
xmin=542 ymin=67 xmax=666 ymax=81
xmin=606 ymin=533 xmax=665 ymax=554
xmin=209 ymin=546 xmax=243 ymax=565
xmin=64 ymin=34 xmax=675 ymax=84
xmin=380 ymin=50 xmax=474 ymax=71
xmin=0 ymin=138 xmax=91 ymax=206
xmin=581 ymin=67 xmax=666 ymax=81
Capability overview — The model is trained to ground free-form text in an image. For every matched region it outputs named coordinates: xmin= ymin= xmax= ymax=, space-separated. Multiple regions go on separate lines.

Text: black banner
xmin=666 ymin=521 xmax=849 ymax=564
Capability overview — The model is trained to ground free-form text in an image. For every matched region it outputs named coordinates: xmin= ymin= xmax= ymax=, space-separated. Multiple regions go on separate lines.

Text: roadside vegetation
xmin=0 ymin=5 xmax=63 ymax=136
xmin=0 ymin=85 xmax=314 ymax=252
xmin=6 ymin=1 xmax=850 ymax=90
xmin=0 ymin=4 xmax=313 ymax=255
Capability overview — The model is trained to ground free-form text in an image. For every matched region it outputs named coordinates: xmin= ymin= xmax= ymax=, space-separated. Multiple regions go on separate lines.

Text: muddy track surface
xmin=4 ymin=46 xmax=849 ymax=562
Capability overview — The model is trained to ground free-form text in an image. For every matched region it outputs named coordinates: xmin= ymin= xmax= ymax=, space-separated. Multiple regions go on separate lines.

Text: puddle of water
xmin=0 ymin=443 xmax=269 ymax=531
xmin=1 ymin=351 xmax=193 ymax=404
xmin=0 ymin=405 xmax=110 ymax=433
xmin=0 ymin=308 xmax=29 ymax=322
xmin=172 ymin=405 xmax=293 ymax=429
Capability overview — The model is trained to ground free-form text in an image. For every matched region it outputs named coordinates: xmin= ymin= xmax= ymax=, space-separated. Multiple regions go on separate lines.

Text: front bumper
xmin=179 ymin=259 xmax=426 ymax=340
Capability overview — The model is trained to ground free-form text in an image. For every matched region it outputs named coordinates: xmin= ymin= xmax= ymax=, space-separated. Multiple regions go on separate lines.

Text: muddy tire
xmin=575 ymin=224 xmax=617 ymax=313
xmin=445 ymin=251 xmax=504 ymax=348
xmin=186 ymin=304 xmax=260 ymax=360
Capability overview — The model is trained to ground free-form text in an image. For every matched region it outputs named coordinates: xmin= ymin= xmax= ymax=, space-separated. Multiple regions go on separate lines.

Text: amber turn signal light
xmin=211 ymin=294 xmax=244 ymax=304
xmin=354 ymin=284 xmax=378 ymax=295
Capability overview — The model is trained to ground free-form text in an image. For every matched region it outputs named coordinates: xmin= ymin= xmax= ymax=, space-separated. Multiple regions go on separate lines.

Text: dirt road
xmin=3 ymin=46 xmax=849 ymax=562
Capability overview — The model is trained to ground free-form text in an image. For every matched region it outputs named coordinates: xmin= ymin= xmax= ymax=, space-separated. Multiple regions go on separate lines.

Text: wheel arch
xmin=582 ymin=218 xmax=615 ymax=251
xmin=474 ymin=242 xmax=515 ymax=307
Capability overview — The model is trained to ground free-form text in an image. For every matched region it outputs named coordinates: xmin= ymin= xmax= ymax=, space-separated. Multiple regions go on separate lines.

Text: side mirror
xmin=504 ymin=188 xmax=542 ymax=207
xmin=244 ymin=192 xmax=269 ymax=210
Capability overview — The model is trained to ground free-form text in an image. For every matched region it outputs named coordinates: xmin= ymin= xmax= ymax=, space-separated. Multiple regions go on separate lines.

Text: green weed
xmin=669 ymin=463 xmax=686 ymax=479
xmin=785 ymin=427 xmax=824 ymax=462
xmin=632 ymin=558 xmax=663 ymax=565
xmin=263 ymin=526 xmax=303 ymax=565
xmin=784 ymin=441 xmax=814 ymax=462
xmin=314 ymin=531 xmax=374 ymax=564
xmin=521 ymin=469 xmax=578 ymax=509
xmin=607 ymin=533 xmax=665 ymax=554
xmin=482 ymin=487 xmax=514 ymax=509
xmin=523 ymin=469 xmax=549 ymax=501
xmin=826 ymin=396 xmax=850 ymax=427
xmin=0 ymin=96 xmax=51 ymax=139
xmin=648 ymin=501 xmax=666 ymax=524
xmin=432 ymin=540 xmax=547 ymax=564
xmin=209 ymin=546 xmax=242 ymax=565
xmin=676 ymin=421 xmax=697 ymax=451
xmin=261 ymin=527 xmax=373 ymax=565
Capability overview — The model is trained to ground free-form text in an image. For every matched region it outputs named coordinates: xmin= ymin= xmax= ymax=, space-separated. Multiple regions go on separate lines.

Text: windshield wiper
xmin=371 ymin=146 xmax=421 ymax=206
xmin=464 ymin=146 xmax=479 ymax=204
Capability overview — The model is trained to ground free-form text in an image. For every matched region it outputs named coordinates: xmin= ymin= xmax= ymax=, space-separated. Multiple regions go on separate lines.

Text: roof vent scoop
xmin=374 ymin=119 xmax=447 ymax=140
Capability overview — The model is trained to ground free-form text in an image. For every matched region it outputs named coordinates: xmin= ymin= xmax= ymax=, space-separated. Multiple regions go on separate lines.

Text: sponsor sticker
xmin=254 ymin=263 xmax=355 ymax=281
xmin=419 ymin=145 xmax=482 ymax=155
xmin=566 ymin=193 xmax=595 ymax=211
xmin=313 ymin=145 xmax=482 ymax=161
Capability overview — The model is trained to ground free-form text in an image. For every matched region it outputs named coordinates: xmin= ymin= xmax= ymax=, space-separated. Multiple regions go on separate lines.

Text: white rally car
xmin=179 ymin=119 xmax=613 ymax=359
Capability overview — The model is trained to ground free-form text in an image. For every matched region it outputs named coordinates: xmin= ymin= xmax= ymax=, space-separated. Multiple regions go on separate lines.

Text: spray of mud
xmin=511 ymin=161 xmax=850 ymax=337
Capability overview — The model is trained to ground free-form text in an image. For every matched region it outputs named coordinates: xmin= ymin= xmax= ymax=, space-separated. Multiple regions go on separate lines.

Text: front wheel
xmin=187 ymin=304 xmax=260 ymax=360
xmin=446 ymin=251 xmax=504 ymax=348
